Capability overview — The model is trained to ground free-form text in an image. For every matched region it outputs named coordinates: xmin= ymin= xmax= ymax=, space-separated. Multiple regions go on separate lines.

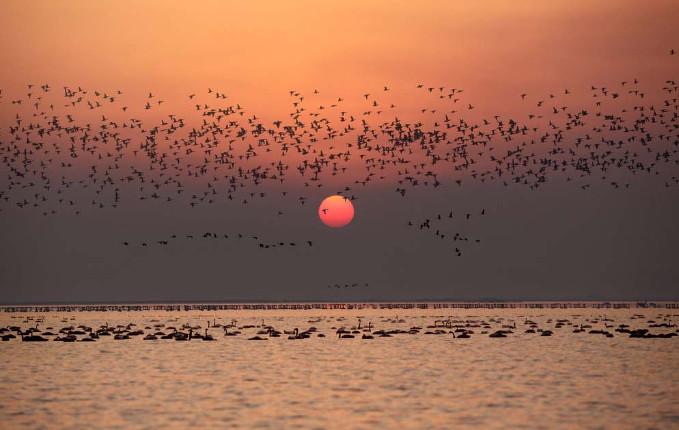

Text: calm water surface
xmin=1 ymin=307 xmax=678 ymax=429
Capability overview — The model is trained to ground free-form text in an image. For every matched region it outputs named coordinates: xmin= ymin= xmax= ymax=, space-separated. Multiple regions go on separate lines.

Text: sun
xmin=318 ymin=195 xmax=355 ymax=228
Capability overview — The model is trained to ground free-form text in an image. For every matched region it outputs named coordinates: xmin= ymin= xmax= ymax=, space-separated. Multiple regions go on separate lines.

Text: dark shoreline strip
xmin=2 ymin=301 xmax=679 ymax=312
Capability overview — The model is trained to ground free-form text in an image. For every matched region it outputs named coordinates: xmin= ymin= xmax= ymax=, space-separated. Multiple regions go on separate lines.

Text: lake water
xmin=1 ymin=305 xmax=678 ymax=429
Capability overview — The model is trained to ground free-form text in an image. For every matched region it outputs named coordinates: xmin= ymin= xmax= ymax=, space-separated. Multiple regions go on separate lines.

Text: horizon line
xmin=2 ymin=299 xmax=679 ymax=308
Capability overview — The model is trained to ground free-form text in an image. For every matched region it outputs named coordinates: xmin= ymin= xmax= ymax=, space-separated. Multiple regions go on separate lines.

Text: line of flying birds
xmin=122 ymin=232 xmax=313 ymax=250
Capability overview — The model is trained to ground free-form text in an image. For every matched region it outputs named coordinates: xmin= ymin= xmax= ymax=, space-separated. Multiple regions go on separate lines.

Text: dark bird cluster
xmin=3 ymin=311 xmax=676 ymax=343
xmin=326 ymin=283 xmax=369 ymax=289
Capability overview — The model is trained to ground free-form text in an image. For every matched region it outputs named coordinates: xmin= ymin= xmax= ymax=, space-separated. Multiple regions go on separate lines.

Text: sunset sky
xmin=2 ymin=1 xmax=677 ymax=113
xmin=0 ymin=1 xmax=677 ymax=303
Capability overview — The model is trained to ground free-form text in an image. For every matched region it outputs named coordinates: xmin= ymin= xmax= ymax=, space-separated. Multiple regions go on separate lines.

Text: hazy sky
xmin=1 ymin=1 xmax=678 ymax=303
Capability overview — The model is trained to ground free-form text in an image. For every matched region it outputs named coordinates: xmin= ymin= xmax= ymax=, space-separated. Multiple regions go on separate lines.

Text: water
xmin=1 ymin=306 xmax=678 ymax=429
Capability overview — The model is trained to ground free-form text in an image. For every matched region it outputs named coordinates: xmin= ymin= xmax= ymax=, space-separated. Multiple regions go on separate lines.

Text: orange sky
xmin=1 ymin=0 xmax=677 ymax=118
xmin=1 ymin=1 xmax=679 ymax=304
xmin=0 ymin=1 xmax=677 ymax=191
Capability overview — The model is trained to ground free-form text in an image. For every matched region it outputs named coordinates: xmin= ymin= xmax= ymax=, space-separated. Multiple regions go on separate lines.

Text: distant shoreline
xmin=2 ymin=300 xmax=678 ymax=312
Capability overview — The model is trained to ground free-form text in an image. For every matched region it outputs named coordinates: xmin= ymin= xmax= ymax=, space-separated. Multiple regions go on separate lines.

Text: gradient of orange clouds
xmin=1 ymin=0 xmax=677 ymax=118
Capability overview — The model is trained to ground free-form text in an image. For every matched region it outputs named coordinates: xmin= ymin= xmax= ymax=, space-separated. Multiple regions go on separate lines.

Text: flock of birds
xmin=326 ymin=283 xmax=370 ymax=289
xmin=2 ymin=313 xmax=677 ymax=342
xmin=122 ymin=231 xmax=314 ymax=250
xmin=0 ymin=65 xmax=678 ymax=256
xmin=406 ymin=208 xmax=486 ymax=255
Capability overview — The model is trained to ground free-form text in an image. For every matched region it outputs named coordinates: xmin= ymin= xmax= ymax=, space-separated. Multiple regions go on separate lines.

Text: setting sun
xmin=318 ymin=195 xmax=355 ymax=228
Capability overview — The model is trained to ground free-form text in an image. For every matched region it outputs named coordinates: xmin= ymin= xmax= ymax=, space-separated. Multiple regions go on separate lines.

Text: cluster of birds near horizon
xmin=1 ymin=312 xmax=677 ymax=342
xmin=0 ymin=48 xmax=677 ymax=259
xmin=327 ymin=283 xmax=369 ymax=289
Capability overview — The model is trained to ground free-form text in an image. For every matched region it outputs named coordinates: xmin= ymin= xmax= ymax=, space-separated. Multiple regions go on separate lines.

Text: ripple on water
xmin=1 ymin=308 xmax=678 ymax=429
